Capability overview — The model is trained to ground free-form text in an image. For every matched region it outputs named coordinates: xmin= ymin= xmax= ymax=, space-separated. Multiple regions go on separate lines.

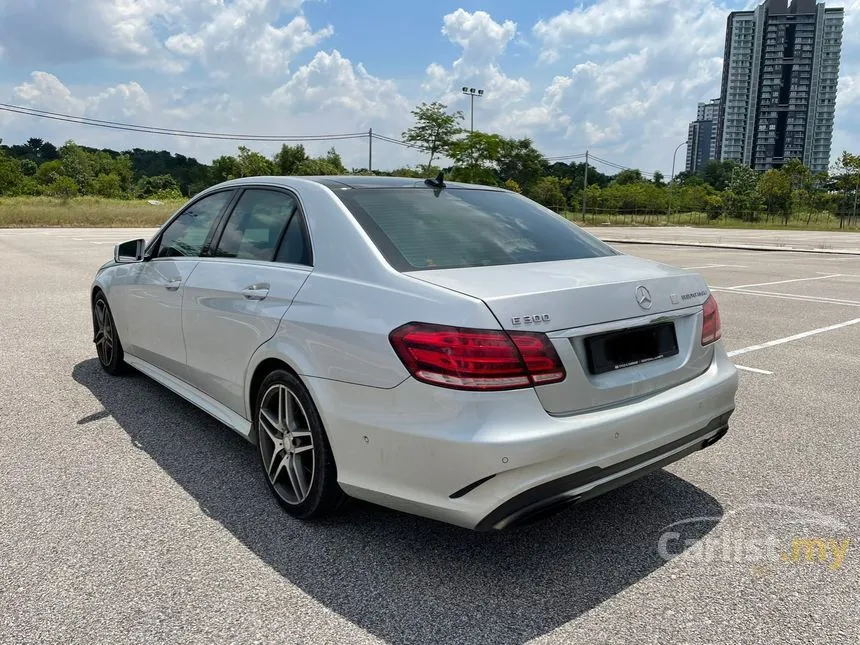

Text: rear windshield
xmin=334 ymin=187 xmax=618 ymax=271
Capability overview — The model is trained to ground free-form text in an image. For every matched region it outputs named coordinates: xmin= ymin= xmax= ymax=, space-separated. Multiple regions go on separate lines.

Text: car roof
xmin=211 ymin=175 xmax=504 ymax=191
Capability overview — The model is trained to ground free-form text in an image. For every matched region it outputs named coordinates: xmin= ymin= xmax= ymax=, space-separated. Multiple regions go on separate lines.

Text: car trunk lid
xmin=407 ymin=254 xmax=715 ymax=416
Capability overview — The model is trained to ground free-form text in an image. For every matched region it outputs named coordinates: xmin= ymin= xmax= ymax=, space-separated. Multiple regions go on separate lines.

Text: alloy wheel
xmin=258 ymin=383 xmax=316 ymax=505
xmin=94 ymin=298 xmax=115 ymax=367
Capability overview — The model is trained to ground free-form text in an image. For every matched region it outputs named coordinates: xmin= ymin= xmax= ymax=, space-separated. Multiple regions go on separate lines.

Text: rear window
xmin=334 ymin=187 xmax=618 ymax=271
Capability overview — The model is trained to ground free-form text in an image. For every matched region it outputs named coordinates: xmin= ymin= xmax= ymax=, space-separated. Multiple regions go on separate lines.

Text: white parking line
xmin=734 ymin=365 xmax=774 ymax=375
xmin=711 ymin=287 xmax=860 ymax=307
xmin=725 ymin=274 xmax=841 ymax=290
xmin=681 ymin=264 xmax=748 ymax=270
xmin=727 ymin=318 xmax=860 ymax=358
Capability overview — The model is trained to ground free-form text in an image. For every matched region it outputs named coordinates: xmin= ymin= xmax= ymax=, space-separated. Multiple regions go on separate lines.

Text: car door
xmin=181 ymin=187 xmax=313 ymax=416
xmin=121 ymin=189 xmax=236 ymax=379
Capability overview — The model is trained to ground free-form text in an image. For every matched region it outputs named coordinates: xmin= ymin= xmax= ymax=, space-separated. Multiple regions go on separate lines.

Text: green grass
xmin=0 ymin=196 xmax=185 ymax=228
xmin=567 ymin=210 xmax=860 ymax=232
xmin=1 ymin=196 xmax=858 ymax=233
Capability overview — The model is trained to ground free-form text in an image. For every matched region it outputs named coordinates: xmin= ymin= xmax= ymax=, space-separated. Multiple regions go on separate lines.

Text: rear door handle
xmin=165 ymin=279 xmax=182 ymax=291
xmin=241 ymin=283 xmax=270 ymax=301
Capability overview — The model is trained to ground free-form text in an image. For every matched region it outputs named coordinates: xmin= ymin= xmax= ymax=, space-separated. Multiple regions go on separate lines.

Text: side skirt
xmin=124 ymin=354 xmax=253 ymax=441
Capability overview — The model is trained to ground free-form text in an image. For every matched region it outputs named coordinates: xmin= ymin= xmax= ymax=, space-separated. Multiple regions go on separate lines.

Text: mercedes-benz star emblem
xmin=635 ymin=285 xmax=653 ymax=310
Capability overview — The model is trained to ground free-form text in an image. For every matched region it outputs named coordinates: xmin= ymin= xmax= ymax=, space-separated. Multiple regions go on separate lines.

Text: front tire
xmin=93 ymin=292 xmax=126 ymax=376
xmin=255 ymin=370 xmax=345 ymax=519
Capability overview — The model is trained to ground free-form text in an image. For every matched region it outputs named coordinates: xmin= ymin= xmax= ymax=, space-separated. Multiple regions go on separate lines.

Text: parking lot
xmin=1 ymin=228 xmax=858 ymax=645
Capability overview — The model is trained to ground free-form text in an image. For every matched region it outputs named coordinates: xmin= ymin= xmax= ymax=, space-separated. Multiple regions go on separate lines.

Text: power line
xmin=2 ymin=102 xmax=658 ymax=175
xmin=589 ymin=154 xmax=655 ymax=177
xmin=545 ymin=153 xmax=587 ymax=161
xmin=0 ymin=103 xmax=368 ymax=142
xmin=373 ymin=133 xmax=420 ymax=149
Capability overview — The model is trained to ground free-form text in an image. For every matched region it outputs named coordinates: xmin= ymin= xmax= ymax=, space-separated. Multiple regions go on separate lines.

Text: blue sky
xmin=0 ymin=0 xmax=857 ymax=175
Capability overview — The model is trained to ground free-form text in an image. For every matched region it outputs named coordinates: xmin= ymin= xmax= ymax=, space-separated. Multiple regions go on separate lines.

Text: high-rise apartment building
xmin=685 ymin=98 xmax=721 ymax=172
xmin=715 ymin=0 xmax=843 ymax=173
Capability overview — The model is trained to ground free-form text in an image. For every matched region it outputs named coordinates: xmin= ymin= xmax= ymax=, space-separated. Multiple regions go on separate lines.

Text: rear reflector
xmin=389 ymin=323 xmax=566 ymax=391
xmin=701 ymin=294 xmax=722 ymax=345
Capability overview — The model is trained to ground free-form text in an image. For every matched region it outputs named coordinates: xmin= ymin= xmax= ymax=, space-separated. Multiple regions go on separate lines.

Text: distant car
xmin=90 ymin=175 xmax=738 ymax=530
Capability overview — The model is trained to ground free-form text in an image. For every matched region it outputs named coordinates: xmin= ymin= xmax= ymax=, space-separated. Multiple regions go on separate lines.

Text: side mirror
xmin=114 ymin=238 xmax=146 ymax=263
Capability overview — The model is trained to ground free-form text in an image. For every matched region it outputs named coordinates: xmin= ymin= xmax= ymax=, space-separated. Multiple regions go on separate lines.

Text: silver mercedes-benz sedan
xmin=90 ymin=175 xmax=738 ymax=530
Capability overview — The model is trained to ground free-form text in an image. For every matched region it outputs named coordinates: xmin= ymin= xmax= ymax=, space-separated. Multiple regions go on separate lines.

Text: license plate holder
xmin=584 ymin=322 xmax=679 ymax=375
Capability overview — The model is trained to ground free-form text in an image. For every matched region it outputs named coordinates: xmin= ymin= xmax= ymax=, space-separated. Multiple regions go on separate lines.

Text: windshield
xmin=334 ymin=187 xmax=618 ymax=272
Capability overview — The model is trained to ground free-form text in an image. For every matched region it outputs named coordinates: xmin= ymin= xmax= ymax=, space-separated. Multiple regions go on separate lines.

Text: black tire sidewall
xmin=94 ymin=293 xmax=125 ymax=375
xmin=254 ymin=369 xmax=343 ymax=519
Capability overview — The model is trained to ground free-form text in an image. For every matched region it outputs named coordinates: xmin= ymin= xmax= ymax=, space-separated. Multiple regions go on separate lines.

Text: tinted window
xmin=157 ymin=191 xmax=233 ymax=258
xmin=274 ymin=213 xmax=311 ymax=266
xmin=215 ymin=189 xmax=298 ymax=262
xmin=335 ymin=188 xmax=617 ymax=271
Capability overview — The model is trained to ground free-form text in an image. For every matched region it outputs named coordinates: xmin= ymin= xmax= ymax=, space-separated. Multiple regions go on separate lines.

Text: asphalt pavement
xmin=0 ymin=228 xmax=858 ymax=645
xmin=590 ymin=226 xmax=860 ymax=254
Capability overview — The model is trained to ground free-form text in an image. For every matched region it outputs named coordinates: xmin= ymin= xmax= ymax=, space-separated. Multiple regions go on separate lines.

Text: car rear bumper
xmin=473 ymin=411 xmax=730 ymax=530
xmin=304 ymin=343 xmax=738 ymax=530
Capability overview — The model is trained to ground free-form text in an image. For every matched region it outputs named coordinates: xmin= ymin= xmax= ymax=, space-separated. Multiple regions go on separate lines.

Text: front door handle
xmin=241 ymin=283 xmax=270 ymax=301
xmin=165 ymin=279 xmax=182 ymax=291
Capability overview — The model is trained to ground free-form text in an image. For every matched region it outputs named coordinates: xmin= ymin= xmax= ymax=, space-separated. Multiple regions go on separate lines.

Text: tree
xmin=0 ymin=150 xmax=25 ymax=195
xmin=700 ymin=159 xmax=739 ymax=191
xmin=236 ymin=146 xmax=274 ymax=177
xmin=323 ymin=147 xmax=347 ymax=174
xmin=59 ymin=141 xmax=97 ymax=193
xmin=449 ymin=131 xmax=503 ymax=185
xmin=211 ymin=155 xmax=239 ymax=183
xmin=90 ymin=173 xmax=125 ymax=199
xmin=36 ymin=160 xmax=63 ymax=185
xmin=832 ymin=151 xmax=860 ymax=224
xmin=274 ymin=144 xmax=309 ymax=175
xmin=504 ymin=178 xmax=522 ymax=193
xmin=496 ymin=137 xmax=545 ymax=193
xmin=612 ymin=169 xmax=644 ymax=185
xmin=782 ymin=157 xmax=812 ymax=192
xmin=294 ymin=158 xmax=341 ymax=175
xmin=135 ymin=175 xmax=182 ymax=199
xmin=758 ymin=169 xmax=792 ymax=222
xmin=530 ymin=176 xmax=568 ymax=211
xmin=46 ymin=176 xmax=79 ymax=199
xmin=723 ymin=165 xmax=761 ymax=220
xmin=401 ymin=102 xmax=464 ymax=173
xmin=652 ymin=170 xmax=665 ymax=187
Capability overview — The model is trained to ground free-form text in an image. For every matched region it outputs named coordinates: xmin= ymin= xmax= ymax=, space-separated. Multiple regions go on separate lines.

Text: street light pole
xmin=461 ymin=87 xmax=484 ymax=133
xmin=668 ymin=140 xmax=687 ymax=219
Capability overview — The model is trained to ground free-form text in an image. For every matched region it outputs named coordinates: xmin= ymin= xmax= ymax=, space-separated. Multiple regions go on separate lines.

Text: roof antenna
xmin=424 ymin=171 xmax=446 ymax=188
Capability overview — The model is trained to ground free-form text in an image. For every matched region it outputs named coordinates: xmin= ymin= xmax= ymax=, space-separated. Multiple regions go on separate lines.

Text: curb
xmin=599 ymin=238 xmax=860 ymax=256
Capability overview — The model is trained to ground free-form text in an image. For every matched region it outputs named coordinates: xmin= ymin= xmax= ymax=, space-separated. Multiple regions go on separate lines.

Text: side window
xmin=275 ymin=212 xmax=311 ymax=266
xmin=214 ymin=189 xmax=298 ymax=262
xmin=157 ymin=191 xmax=233 ymax=258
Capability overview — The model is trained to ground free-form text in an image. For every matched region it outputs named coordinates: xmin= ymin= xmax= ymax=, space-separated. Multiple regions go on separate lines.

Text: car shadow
xmin=73 ymin=358 xmax=724 ymax=645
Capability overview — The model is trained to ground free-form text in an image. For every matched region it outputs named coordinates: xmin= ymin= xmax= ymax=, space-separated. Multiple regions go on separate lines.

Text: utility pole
xmin=582 ymin=150 xmax=589 ymax=220
xmin=368 ymin=128 xmax=373 ymax=173
xmin=668 ymin=140 xmax=686 ymax=219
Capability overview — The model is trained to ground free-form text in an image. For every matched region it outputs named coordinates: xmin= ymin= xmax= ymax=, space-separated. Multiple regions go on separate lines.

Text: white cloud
xmin=533 ymin=0 xmax=676 ymax=62
xmin=0 ymin=0 xmax=329 ymax=77
xmin=422 ymin=9 xmax=531 ymax=142
xmin=12 ymin=72 xmax=88 ymax=114
xmin=267 ymin=50 xmax=409 ymax=123
xmin=0 ymin=0 xmax=178 ymax=70
xmin=166 ymin=7 xmax=334 ymax=77
xmin=442 ymin=9 xmax=517 ymax=71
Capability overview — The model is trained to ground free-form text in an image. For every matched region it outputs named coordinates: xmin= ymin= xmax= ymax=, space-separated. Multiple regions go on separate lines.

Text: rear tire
xmin=254 ymin=369 xmax=345 ymax=519
xmin=92 ymin=292 xmax=126 ymax=376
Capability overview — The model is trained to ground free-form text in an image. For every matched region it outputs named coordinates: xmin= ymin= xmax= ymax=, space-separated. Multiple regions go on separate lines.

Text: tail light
xmin=389 ymin=323 xmax=566 ymax=391
xmin=701 ymin=294 xmax=722 ymax=345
